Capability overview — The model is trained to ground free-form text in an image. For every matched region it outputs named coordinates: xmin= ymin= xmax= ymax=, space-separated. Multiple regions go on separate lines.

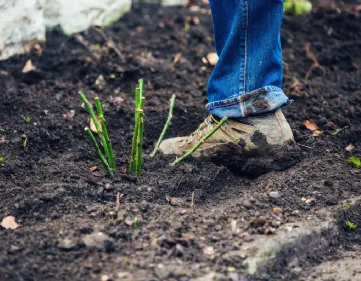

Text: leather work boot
xmin=159 ymin=108 xmax=295 ymax=158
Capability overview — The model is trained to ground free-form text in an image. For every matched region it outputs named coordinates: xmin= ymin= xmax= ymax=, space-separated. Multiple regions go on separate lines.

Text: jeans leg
xmin=207 ymin=0 xmax=290 ymax=118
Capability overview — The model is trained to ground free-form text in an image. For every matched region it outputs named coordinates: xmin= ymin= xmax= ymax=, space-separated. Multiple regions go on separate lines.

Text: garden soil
xmin=1 ymin=0 xmax=361 ymax=280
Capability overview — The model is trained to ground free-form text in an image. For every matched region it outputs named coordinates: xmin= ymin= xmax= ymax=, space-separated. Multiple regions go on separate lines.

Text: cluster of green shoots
xmin=80 ymin=78 xmax=228 ymax=177
xmin=284 ymin=0 xmax=312 ymax=15
xmin=79 ymin=92 xmax=115 ymax=177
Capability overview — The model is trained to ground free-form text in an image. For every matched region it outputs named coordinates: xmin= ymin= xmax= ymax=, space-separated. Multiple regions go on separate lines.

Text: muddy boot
xmin=159 ymin=108 xmax=295 ymax=158
xmin=159 ymin=108 xmax=300 ymax=174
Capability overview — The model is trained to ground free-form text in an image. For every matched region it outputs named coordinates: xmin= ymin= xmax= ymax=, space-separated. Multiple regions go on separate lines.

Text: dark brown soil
xmin=1 ymin=1 xmax=361 ymax=280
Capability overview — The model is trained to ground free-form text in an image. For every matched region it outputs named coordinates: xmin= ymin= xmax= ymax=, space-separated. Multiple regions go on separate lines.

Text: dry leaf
xmin=329 ymin=126 xmax=349 ymax=135
xmin=312 ymin=130 xmax=324 ymax=137
xmin=301 ymin=120 xmax=318 ymax=131
xmin=89 ymin=117 xmax=102 ymax=133
xmin=92 ymin=171 xmax=105 ymax=177
xmin=202 ymin=57 xmax=208 ymax=64
xmin=206 ymin=52 xmax=218 ymax=66
xmin=173 ymin=53 xmax=182 ymax=64
xmin=1 ymin=216 xmax=20 ymax=230
xmin=165 ymin=195 xmax=185 ymax=206
xmin=273 ymin=207 xmax=283 ymax=213
xmin=345 ymin=144 xmax=355 ymax=152
xmin=22 ymin=60 xmax=35 ymax=73
xmin=89 ymin=166 xmax=98 ymax=171
xmin=301 ymin=197 xmax=316 ymax=205
xmin=192 ymin=16 xmax=200 ymax=25
xmin=63 ymin=110 xmax=75 ymax=119
xmin=33 ymin=44 xmax=43 ymax=55
xmin=108 ymin=96 xmax=124 ymax=112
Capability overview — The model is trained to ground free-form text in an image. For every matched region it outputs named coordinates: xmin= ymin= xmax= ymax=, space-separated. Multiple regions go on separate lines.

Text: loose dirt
xmin=0 ymin=0 xmax=361 ymax=280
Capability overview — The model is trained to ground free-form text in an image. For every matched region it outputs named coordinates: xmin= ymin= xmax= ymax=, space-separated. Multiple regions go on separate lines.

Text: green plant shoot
xmin=171 ymin=117 xmax=228 ymax=166
xmin=348 ymin=156 xmax=361 ymax=168
xmin=150 ymin=94 xmax=176 ymax=157
xmin=346 ymin=220 xmax=357 ymax=230
xmin=79 ymin=92 xmax=115 ymax=176
xmin=284 ymin=0 xmax=312 ymax=15
xmin=85 ymin=127 xmax=113 ymax=177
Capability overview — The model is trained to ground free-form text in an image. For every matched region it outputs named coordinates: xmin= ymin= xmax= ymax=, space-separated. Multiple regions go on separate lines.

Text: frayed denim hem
xmin=206 ymin=86 xmax=291 ymax=118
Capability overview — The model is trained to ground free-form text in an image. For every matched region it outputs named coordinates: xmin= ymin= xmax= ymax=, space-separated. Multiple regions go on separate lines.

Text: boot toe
xmin=159 ymin=137 xmax=187 ymax=155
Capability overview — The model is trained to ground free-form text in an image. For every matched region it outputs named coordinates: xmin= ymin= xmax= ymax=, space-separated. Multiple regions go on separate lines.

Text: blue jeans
xmin=206 ymin=0 xmax=290 ymax=118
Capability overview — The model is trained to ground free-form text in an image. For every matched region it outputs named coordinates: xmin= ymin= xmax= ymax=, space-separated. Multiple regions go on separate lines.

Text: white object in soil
xmin=142 ymin=0 xmax=188 ymax=6
xmin=0 ymin=0 xmax=45 ymax=60
xmin=43 ymin=0 xmax=132 ymax=34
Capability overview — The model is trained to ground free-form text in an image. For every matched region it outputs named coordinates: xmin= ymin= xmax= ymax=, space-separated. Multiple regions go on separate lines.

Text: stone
xmin=191 ymin=272 xmax=224 ymax=281
xmin=269 ymin=191 xmax=280 ymax=199
xmin=143 ymin=0 xmax=188 ymax=6
xmin=82 ymin=232 xmax=113 ymax=249
xmin=0 ymin=0 xmax=45 ymax=60
xmin=116 ymin=272 xmax=134 ymax=281
xmin=43 ymin=0 xmax=131 ymax=34
xmin=58 ymin=238 xmax=78 ymax=251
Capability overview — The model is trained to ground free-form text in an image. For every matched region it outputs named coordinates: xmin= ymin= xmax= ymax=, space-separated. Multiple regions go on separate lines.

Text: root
xmin=305 ymin=43 xmax=325 ymax=81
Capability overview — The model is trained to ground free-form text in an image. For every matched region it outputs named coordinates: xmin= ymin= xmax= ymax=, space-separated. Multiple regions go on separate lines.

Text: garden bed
xmin=1 ymin=0 xmax=361 ymax=280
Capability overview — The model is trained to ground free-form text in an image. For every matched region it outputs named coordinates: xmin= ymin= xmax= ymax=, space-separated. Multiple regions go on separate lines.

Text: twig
xmin=79 ymin=92 xmax=109 ymax=158
xmin=92 ymin=27 xmax=123 ymax=59
xmin=298 ymin=143 xmax=313 ymax=149
xmin=95 ymin=98 xmax=115 ymax=170
xmin=73 ymin=34 xmax=99 ymax=60
xmin=115 ymin=192 xmax=124 ymax=211
xmin=85 ymin=127 xmax=113 ymax=177
xmin=190 ymin=191 xmax=195 ymax=211
xmin=304 ymin=43 xmax=325 ymax=81
xmin=150 ymin=94 xmax=176 ymax=157
xmin=170 ymin=117 xmax=228 ymax=166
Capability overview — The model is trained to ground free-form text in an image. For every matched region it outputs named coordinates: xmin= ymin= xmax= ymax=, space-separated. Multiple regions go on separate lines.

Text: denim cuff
xmin=206 ymin=86 xmax=291 ymax=118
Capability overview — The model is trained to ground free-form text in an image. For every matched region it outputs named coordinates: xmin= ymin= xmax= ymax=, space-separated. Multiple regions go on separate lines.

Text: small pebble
xmin=269 ymin=191 xmax=280 ymax=199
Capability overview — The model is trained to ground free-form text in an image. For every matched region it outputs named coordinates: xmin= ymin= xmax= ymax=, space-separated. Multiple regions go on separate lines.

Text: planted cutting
xmin=79 ymin=92 xmax=115 ymax=177
xmin=150 ymin=94 xmax=176 ymax=157
xmin=129 ymin=79 xmax=146 ymax=176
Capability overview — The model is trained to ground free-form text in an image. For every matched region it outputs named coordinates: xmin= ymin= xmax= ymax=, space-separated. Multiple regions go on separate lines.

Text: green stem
xmin=170 ymin=117 xmax=228 ymax=166
xmin=136 ymin=97 xmax=145 ymax=176
xmin=130 ymin=87 xmax=141 ymax=172
xmin=79 ymin=92 xmax=109 ymax=158
xmin=138 ymin=79 xmax=144 ymax=99
xmin=85 ymin=127 xmax=113 ymax=177
xmin=95 ymin=98 xmax=115 ymax=170
xmin=150 ymin=94 xmax=176 ymax=157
